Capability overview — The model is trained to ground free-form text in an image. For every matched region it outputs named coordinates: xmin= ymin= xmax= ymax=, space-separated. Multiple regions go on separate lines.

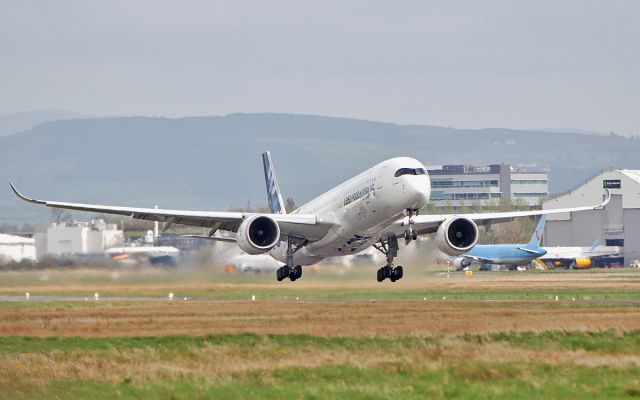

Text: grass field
xmin=1 ymin=267 xmax=640 ymax=399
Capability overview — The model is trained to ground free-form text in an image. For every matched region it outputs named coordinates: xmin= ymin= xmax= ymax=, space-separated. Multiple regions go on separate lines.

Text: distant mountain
xmin=0 ymin=109 xmax=86 ymax=136
xmin=536 ymin=128 xmax=609 ymax=136
xmin=1 ymin=112 xmax=638 ymax=223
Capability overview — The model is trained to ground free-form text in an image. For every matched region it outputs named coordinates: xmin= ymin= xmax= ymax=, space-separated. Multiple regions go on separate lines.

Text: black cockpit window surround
xmin=394 ymin=167 xmax=427 ymax=178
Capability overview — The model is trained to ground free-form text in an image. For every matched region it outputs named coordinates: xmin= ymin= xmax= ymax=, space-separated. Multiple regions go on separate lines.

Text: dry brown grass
xmin=1 ymin=300 xmax=640 ymax=337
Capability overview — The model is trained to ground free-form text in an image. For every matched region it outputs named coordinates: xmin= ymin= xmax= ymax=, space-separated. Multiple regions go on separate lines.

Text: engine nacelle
xmin=453 ymin=257 xmax=472 ymax=270
xmin=236 ymin=215 xmax=281 ymax=255
xmin=436 ymin=216 xmax=479 ymax=256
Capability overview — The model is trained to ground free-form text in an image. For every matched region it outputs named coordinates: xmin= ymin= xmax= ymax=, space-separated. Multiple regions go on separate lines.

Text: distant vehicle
xmin=10 ymin=152 xmax=610 ymax=283
xmin=106 ymin=246 xmax=180 ymax=267
xmin=540 ymin=240 xmax=623 ymax=269
xmin=630 ymin=260 xmax=640 ymax=269
xmin=453 ymin=216 xmax=547 ymax=270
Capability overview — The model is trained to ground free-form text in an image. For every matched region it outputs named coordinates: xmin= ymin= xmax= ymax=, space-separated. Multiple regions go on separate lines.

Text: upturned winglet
xmin=600 ymin=188 xmax=611 ymax=209
xmin=9 ymin=181 xmax=46 ymax=205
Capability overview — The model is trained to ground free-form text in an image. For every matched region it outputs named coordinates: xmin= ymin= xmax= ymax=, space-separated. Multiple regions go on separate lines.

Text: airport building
xmin=427 ymin=164 xmax=549 ymax=211
xmin=34 ymin=219 xmax=124 ymax=259
xmin=543 ymin=169 xmax=640 ymax=266
xmin=0 ymin=233 xmax=36 ymax=263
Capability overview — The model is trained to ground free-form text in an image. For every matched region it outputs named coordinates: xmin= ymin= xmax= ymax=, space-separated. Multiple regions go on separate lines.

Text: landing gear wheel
xmin=276 ymin=235 xmax=308 ymax=282
xmin=289 ymin=265 xmax=302 ymax=281
xmin=374 ymin=235 xmax=403 ymax=283
xmin=276 ymin=265 xmax=290 ymax=282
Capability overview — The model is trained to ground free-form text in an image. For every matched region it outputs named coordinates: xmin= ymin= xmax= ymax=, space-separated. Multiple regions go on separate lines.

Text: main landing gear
xmin=277 ymin=264 xmax=302 ymax=281
xmin=276 ymin=236 xmax=307 ymax=282
xmin=373 ymin=234 xmax=404 ymax=282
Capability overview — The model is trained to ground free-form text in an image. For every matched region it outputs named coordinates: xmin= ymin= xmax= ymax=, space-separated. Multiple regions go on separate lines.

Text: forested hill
xmin=1 ymin=113 xmax=637 ymax=222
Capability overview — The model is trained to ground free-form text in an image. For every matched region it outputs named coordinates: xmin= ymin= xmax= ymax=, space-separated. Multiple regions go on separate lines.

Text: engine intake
xmin=236 ymin=215 xmax=281 ymax=255
xmin=436 ymin=216 xmax=479 ymax=256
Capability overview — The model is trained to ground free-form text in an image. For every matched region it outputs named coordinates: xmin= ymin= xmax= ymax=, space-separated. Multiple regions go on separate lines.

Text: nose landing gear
xmin=403 ymin=208 xmax=419 ymax=244
xmin=373 ymin=234 xmax=404 ymax=282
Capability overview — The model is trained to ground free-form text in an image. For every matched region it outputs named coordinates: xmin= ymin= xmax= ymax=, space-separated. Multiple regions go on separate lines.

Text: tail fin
xmin=262 ymin=151 xmax=286 ymax=214
xmin=528 ymin=216 xmax=546 ymax=247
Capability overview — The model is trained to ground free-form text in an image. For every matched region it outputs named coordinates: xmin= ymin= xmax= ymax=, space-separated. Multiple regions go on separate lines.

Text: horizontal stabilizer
xmin=518 ymin=247 xmax=546 ymax=255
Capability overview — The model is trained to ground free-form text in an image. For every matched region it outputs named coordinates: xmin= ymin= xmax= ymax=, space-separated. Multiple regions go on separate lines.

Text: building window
xmin=512 ymin=192 xmax=548 ymax=198
xmin=511 ymin=180 xmax=548 ymax=185
xmin=606 ymin=239 xmax=624 ymax=247
xmin=431 ymin=180 xmax=498 ymax=188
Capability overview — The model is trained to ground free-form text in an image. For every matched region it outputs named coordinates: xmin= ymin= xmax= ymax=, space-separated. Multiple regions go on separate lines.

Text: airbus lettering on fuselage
xmin=344 ymin=178 xmax=376 ymax=207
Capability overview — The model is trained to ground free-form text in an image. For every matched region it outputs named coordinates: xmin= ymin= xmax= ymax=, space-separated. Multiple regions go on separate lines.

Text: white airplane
xmin=9 ymin=152 xmax=610 ymax=283
xmin=540 ymin=242 xmax=623 ymax=269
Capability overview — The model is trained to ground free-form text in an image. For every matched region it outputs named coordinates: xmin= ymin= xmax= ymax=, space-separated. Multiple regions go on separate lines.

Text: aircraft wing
xmin=393 ymin=189 xmax=610 ymax=236
xmin=9 ymin=182 xmax=330 ymax=241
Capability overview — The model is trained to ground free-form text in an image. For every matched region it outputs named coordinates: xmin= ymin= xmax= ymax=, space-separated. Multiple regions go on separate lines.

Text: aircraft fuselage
xmin=268 ymin=157 xmax=431 ymax=265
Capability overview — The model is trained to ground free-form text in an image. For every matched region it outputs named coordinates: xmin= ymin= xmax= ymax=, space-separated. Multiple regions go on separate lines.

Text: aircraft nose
xmin=406 ymin=176 xmax=431 ymax=208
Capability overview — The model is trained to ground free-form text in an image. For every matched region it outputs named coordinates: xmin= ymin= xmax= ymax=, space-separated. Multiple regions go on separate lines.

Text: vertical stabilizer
xmin=262 ymin=151 xmax=286 ymax=214
xmin=528 ymin=216 xmax=546 ymax=247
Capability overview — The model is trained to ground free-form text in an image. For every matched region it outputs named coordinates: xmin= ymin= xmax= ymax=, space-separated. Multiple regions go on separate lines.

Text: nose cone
xmin=406 ymin=175 xmax=431 ymax=209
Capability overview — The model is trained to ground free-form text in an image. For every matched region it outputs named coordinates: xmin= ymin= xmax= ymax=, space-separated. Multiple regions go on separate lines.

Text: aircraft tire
xmin=395 ymin=266 xmax=403 ymax=280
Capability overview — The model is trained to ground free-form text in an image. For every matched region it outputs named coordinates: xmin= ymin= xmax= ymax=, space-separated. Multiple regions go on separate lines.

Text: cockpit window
xmin=394 ymin=167 xmax=427 ymax=177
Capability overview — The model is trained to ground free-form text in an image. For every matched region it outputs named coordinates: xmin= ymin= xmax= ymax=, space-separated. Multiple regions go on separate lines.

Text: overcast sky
xmin=1 ymin=0 xmax=638 ymax=133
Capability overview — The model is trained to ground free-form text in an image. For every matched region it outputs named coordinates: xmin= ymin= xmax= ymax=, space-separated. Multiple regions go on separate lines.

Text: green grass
xmin=2 ymin=286 xmax=640 ymax=303
xmin=3 ymin=332 xmax=640 ymax=399
xmin=2 ymin=330 xmax=639 ymax=356
xmin=6 ymin=361 xmax=640 ymax=399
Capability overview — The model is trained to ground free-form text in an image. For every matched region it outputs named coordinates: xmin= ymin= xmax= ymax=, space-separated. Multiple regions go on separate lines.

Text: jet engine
xmin=453 ymin=257 xmax=472 ymax=270
xmin=574 ymin=257 xmax=592 ymax=269
xmin=436 ymin=216 xmax=479 ymax=256
xmin=236 ymin=215 xmax=281 ymax=255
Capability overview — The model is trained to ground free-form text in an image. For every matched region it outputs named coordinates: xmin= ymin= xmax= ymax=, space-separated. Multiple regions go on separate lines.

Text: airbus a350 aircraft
xmin=10 ymin=152 xmax=610 ymax=283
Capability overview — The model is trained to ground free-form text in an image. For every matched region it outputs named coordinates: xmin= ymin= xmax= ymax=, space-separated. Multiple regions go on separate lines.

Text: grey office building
xmin=427 ymin=164 xmax=549 ymax=211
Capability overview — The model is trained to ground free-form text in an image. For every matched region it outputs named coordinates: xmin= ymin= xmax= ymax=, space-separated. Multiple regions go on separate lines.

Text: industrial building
xmin=0 ymin=233 xmax=36 ymax=263
xmin=34 ymin=219 xmax=124 ymax=259
xmin=427 ymin=164 xmax=549 ymax=211
xmin=543 ymin=169 xmax=640 ymax=266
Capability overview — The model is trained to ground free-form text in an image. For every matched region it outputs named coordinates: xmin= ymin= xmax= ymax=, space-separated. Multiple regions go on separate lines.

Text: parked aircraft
xmin=453 ymin=216 xmax=547 ymax=270
xmin=540 ymin=239 xmax=623 ymax=268
xmin=10 ymin=152 xmax=610 ymax=282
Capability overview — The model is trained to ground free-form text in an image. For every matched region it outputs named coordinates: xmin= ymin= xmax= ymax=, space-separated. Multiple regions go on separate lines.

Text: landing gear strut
xmin=276 ymin=235 xmax=307 ymax=282
xmin=403 ymin=208 xmax=419 ymax=244
xmin=373 ymin=234 xmax=404 ymax=282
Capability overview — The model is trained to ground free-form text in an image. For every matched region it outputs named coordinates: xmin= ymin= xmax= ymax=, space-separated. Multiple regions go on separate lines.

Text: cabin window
xmin=394 ymin=168 xmax=427 ymax=177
